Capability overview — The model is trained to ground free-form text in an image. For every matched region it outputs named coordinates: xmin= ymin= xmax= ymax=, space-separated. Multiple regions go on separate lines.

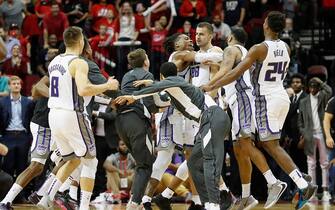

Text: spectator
xmin=114 ymin=1 xmax=141 ymax=41
xmin=7 ymin=24 xmax=31 ymax=62
xmin=222 ymin=0 xmax=246 ymax=26
xmin=324 ymin=97 xmax=335 ymax=204
xmin=298 ymin=77 xmax=333 ymax=202
xmin=281 ymin=73 xmax=307 ymax=199
xmin=179 ymin=0 xmax=207 ymax=26
xmin=212 ymin=13 xmax=231 ymax=48
xmin=90 ymin=0 xmax=117 ymax=34
xmin=146 ymin=14 xmax=173 ymax=79
xmin=0 ymin=76 xmax=34 ymax=179
xmin=63 ymin=0 xmax=89 ymax=28
xmin=0 ymin=0 xmax=25 ymax=29
xmin=91 ymin=94 xmax=118 ymax=199
xmin=0 ymin=70 xmax=9 ymax=97
xmin=34 ymin=0 xmax=52 ymax=19
xmin=104 ymin=140 xmax=135 ymax=203
xmin=89 ymin=24 xmax=110 ymax=70
xmin=94 ymin=9 xmax=115 ymax=39
xmin=280 ymin=18 xmax=300 ymax=59
xmin=21 ymin=3 xmax=43 ymax=72
xmin=0 ymin=143 xmax=13 ymax=201
xmin=2 ymin=45 xmax=28 ymax=80
xmin=177 ymin=20 xmax=196 ymax=43
xmin=4 ymin=28 xmax=20 ymax=60
xmin=43 ymin=2 xmax=69 ymax=49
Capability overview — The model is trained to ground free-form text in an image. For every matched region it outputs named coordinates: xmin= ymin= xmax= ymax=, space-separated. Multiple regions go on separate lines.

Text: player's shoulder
xmin=211 ymin=46 xmax=224 ymax=53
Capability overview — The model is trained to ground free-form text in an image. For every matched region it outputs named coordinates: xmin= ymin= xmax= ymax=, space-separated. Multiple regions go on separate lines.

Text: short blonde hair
xmin=8 ymin=75 xmax=22 ymax=85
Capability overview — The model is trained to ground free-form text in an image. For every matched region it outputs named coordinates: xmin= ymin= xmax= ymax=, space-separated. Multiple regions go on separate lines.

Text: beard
xmin=119 ymin=150 xmax=129 ymax=156
xmin=214 ymin=22 xmax=221 ymax=27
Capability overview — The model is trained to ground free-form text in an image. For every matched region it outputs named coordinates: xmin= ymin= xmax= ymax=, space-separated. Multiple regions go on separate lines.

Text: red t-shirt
xmin=179 ymin=0 xmax=207 ymax=18
xmin=89 ymin=35 xmax=110 ymax=70
xmin=91 ymin=4 xmax=117 ymax=32
xmin=22 ymin=14 xmax=42 ymax=37
xmin=150 ymin=29 xmax=168 ymax=52
xmin=43 ymin=12 xmax=69 ymax=41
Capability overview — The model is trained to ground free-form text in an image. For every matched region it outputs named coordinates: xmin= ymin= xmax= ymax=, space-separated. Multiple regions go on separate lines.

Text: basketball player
xmin=139 ymin=33 xmax=225 ymax=210
xmin=204 ymin=26 xmax=289 ymax=209
xmin=115 ymin=61 xmax=231 ymax=210
xmin=37 ymin=26 xmax=119 ymax=210
xmin=202 ymin=11 xmax=317 ymax=210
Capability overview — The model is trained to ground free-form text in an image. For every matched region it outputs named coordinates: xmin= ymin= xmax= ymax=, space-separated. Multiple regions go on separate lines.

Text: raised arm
xmin=166 ymin=15 xmax=174 ymax=31
xmin=209 ymin=44 xmax=266 ymax=90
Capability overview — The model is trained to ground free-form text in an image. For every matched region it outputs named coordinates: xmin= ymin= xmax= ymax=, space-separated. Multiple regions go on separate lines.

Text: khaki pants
xmin=106 ymin=171 xmax=134 ymax=193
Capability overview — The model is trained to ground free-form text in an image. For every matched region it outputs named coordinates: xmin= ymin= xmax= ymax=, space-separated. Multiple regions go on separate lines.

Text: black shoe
xmin=143 ymin=202 xmax=153 ymax=210
xmin=188 ymin=201 xmax=205 ymax=210
xmin=0 ymin=203 xmax=13 ymax=210
xmin=153 ymin=194 xmax=172 ymax=210
xmin=220 ymin=190 xmax=234 ymax=210
xmin=302 ymin=173 xmax=312 ymax=183
xmin=295 ymin=182 xmax=318 ymax=210
xmin=28 ymin=191 xmax=42 ymax=205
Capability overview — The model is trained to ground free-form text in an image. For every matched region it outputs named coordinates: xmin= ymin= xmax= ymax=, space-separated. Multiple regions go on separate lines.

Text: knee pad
xmin=151 ymin=150 xmax=173 ymax=180
xmin=80 ymin=158 xmax=98 ymax=179
xmin=176 ymin=160 xmax=188 ymax=181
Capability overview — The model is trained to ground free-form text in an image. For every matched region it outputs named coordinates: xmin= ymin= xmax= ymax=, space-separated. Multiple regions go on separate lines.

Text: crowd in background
xmin=0 ymin=0 xmax=335 ymax=206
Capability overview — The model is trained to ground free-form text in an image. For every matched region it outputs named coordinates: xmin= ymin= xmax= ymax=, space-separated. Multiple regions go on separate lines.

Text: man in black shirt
xmin=114 ymin=48 xmax=157 ymax=209
xmin=324 ymin=97 xmax=335 ymax=203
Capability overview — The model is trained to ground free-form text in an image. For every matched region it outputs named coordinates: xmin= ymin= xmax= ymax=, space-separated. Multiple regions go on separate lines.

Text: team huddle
xmin=0 ymin=11 xmax=318 ymax=210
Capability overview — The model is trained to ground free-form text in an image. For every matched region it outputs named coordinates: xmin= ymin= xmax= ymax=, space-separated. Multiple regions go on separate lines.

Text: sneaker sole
xmin=264 ymin=182 xmax=288 ymax=209
xmin=244 ymin=199 xmax=259 ymax=210
xmin=296 ymin=186 xmax=318 ymax=210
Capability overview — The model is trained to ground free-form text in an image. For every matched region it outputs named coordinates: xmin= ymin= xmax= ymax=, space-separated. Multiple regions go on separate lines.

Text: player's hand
xmin=114 ymin=95 xmax=136 ymax=105
xmin=200 ymin=84 xmax=212 ymax=92
xmin=106 ymin=77 xmax=119 ymax=90
xmin=133 ymin=80 xmax=153 ymax=87
xmin=326 ymin=137 xmax=335 ymax=148
xmin=0 ymin=143 xmax=8 ymax=156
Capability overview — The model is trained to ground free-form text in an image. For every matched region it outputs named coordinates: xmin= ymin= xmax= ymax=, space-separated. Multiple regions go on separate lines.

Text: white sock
xmin=37 ymin=173 xmax=55 ymax=196
xmin=242 ymin=183 xmax=251 ymax=198
xmin=219 ymin=182 xmax=229 ymax=192
xmin=192 ymin=195 xmax=201 ymax=205
xmin=263 ymin=170 xmax=277 ymax=185
xmin=80 ymin=190 xmax=92 ymax=210
xmin=69 ymin=185 xmax=78 ymax=201
xmin=204 ymin=202 xmax=210 ymax=210
xmin=289 ymin=169 xmax=308 ymax=189
xmin=1 ymin=183 xmax=23 ymax=204
xmin=142 ymin=195 xmax=152 ymax=203
xmin=47 ymin=178 xmax=63 ymax=200
xmin=209 ymin=203 xmax=220 ymax=210
xmin=161 ymin=188 xmax=174 ymax=199
xmin=58 ymin=176 xmax=72 ymax=193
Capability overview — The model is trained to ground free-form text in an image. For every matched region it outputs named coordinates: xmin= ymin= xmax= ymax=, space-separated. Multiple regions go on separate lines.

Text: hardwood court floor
xmin=13 ymin=203 xmax=335 ymax=210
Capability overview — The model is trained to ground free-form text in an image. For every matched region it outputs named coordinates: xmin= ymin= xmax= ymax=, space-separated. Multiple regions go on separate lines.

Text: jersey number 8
xmin=50 ymin=76 xmax=59 ymax=97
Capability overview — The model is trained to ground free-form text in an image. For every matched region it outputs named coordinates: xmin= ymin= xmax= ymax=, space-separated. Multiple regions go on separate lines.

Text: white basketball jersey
xmin=251 ymin=40 xmax=290 ymax=96
xmin=48 ymin=54 xmax=86 ymax=113
xmin=169 ymin=52 xmax=191 ymax=82
xmin=190 ymin=48 xmax=216 ymax=87
xmin=224 ymin=44 xmax=253 ymax=105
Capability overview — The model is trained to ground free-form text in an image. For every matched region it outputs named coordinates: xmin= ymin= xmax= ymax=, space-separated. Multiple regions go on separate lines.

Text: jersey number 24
xmin=264 ymin=61 xmax=288 ymax=82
